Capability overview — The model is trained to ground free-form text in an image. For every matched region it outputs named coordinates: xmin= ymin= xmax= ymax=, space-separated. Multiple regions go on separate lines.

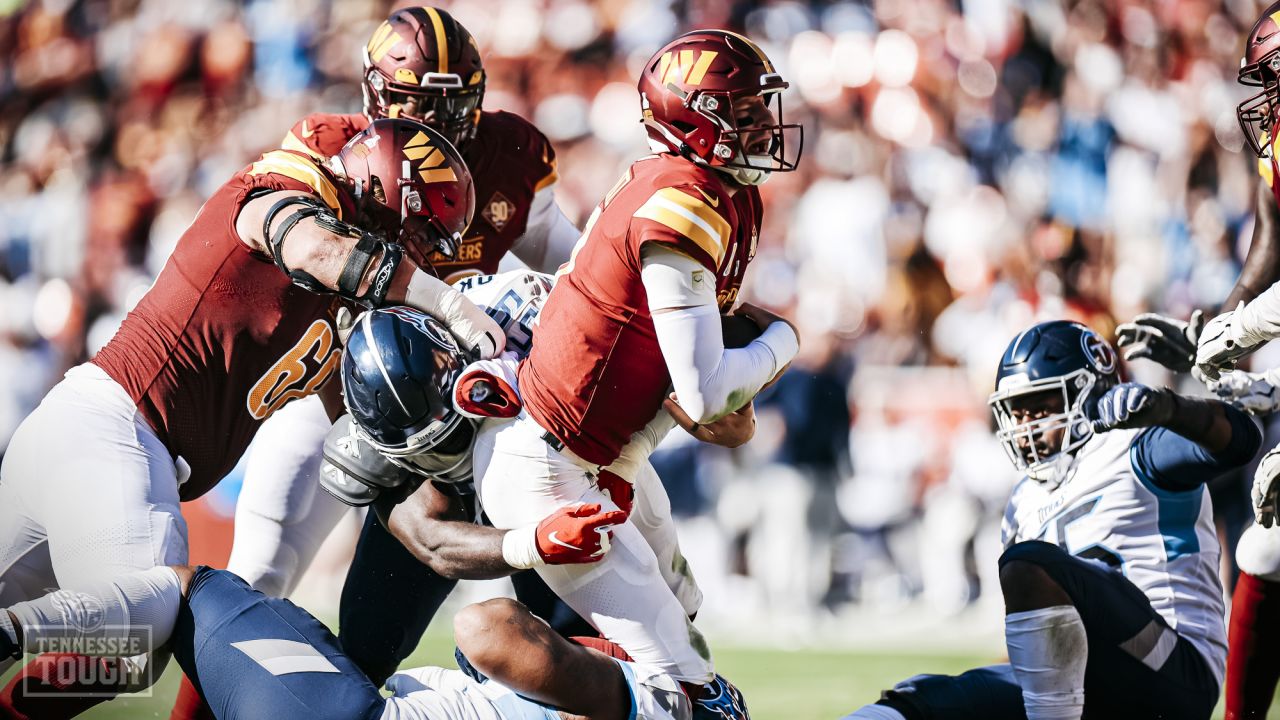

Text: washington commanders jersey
xmin=517 ymin=153 xmax=764 ymax=466
xmin=281 ymin=110 xmax=558 ymax=282
xmin=1002 ymin=427 xmax=1229 ymax=684
xmin=93 ymin=150 xmax=354 ymax=500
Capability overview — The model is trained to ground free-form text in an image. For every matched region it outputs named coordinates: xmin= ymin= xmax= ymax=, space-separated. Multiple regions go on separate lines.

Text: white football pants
xmin=226 ymin=395 xmax=347 ymax=598
xmin=473 ymin=413 xmax=713 ymax=683
xmin=1237 ymin=522 xmax=1280 ymax=581
xmin=0 ymin=363 xmax=186 ymax=684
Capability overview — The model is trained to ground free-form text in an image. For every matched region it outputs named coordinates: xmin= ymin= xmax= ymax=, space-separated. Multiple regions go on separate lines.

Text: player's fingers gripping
xmin=534 ymin=503 xmax=628 ymax=565
xmin=1254 ymin=449 xmax=1280 ymax=527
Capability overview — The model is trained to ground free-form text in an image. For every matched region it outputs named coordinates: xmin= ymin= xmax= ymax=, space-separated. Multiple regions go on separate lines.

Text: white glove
xmin=1254 ymin=446 xmax=1280 ymax=527
xmin=1208 ymin=369 xmax=1280 ymax=415
xmin=404 ymin=271 xmax=505 ymax=359
xmin=1196 ymin=302 xmax=1257 ymax=380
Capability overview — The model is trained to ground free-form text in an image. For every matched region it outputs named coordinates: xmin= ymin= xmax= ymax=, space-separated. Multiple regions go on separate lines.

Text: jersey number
xmin=1048 ymin=497 xmax=1124 ymax=570
xmin=247 ymin=319 xmax=341 ymax=420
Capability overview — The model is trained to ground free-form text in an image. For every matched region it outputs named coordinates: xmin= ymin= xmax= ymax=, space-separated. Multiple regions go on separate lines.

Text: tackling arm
xmin=380 ymin=483 xmax=512 ymax=580
xmin=1225 ymin=177 xmax=1280 ymax=309
xmin=236 ymin=190 xmax=503 ymax=358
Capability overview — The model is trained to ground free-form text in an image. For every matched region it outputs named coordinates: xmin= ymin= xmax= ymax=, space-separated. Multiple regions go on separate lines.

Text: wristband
xmin=501 ymin=525 xmax=544 ymax=570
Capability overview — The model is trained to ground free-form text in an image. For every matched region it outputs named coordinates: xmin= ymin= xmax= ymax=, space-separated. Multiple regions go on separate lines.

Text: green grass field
xmin=0 ymin=632 xmax=1256 ymax=719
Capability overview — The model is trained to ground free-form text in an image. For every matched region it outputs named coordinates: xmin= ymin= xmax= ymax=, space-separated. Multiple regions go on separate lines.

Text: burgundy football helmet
xmin=1239 ymin=1 xmax=1280 ymax=157
xmin=362 ymin=6 xmax=485 ymax=148
xmin=638 ymin=30 xmax=802 ymax=186
xmin=327 ymin=118 xmax=475 ymax=268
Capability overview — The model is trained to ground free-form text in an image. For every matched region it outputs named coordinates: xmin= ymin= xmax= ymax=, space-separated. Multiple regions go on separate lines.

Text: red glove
xmin=502 ymin=503 xmax=628 ymax=569
xmin=595 ymin=470 xmax=635 ymax=517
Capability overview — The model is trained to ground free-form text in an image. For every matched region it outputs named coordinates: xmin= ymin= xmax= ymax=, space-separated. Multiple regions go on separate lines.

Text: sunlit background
xmin=0 ymin=0 xmax=1274 ymax=716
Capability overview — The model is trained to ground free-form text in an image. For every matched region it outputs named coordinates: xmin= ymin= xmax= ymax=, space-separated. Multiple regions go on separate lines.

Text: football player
xmin=320 ymin=272 xmax=726 ymax=692
xmin=94 ymin=564 xmax=738 ymax=720
xmin=1115 ymin=6 xmax=1280 ymax=716
xmin=844 ymin=321 xmax=1259 ymax=720
xmin=469 ymin=29 xmax=802 ymax=693
xmin=0 ymin=118 xmax=504 ymax=719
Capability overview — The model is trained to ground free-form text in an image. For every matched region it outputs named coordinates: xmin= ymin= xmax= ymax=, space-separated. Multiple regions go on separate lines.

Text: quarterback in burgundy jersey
xmin=469 ymin=30 xmax=802 ymax=697
xmin=0 ymin=118 xmax=502 ymax=718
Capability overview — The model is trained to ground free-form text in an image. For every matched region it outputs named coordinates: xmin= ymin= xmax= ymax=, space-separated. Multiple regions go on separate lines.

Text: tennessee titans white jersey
xmin=452 ymin=271 xmax=552 ymax=361
xmin=1001 ymin=427 xmax=1227 ymax=684
xmin=381 ymin=662 xmax=689 ymax=720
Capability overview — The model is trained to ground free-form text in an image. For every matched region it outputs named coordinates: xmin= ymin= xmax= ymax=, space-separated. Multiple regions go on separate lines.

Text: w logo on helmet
xmin=657 ymin=50 xmax=719 ymax=86
xmin=403 ymin=131 xmax=458 ymax=184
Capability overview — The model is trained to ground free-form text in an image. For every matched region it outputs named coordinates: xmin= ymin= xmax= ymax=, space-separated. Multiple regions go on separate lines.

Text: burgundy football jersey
xmin=93 ymin=150 xmax=356 ymax=500
xmin=281 ymin=110 xmax=558 ymax=282
xmin=518 ymin=154 xmax=762 ymax=466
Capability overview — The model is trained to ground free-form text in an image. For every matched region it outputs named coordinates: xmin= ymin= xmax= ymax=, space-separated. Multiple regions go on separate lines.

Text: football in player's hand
xmin=722 ymin=313 xmax=763 ymax=349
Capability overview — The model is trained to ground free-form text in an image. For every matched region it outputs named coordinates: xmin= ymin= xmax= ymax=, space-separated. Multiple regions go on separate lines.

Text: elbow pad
xmin=262 ymin=196 xmax=403 ymax=308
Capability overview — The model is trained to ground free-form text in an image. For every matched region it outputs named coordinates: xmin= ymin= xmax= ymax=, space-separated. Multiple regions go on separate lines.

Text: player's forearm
xmin=641 ymin=248 xmax=797 ymax=422
xmin=1225 ymin=178 xmax=1280 ymax=308
xmin=1159 ymin=394 xmax=1247 ymax=454
xmin=385 ymin=516 xmax=515 ymax=580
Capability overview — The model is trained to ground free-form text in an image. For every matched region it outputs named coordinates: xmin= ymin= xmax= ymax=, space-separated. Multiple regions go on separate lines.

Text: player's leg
xmin=1226 ymin=523 xmax=1280 ymax=720
xmin=226 ymin=396 xmax=346 ymax=598
xmin=508 ymin=569 xmax=597 ymax=637
xmin=173 ymin=566 xmax=384 ymax=720
xmin=452 ymin=597 xmax=633 ymax=720
xmin=842 ymin=664 xmax=1027 ymax=720
xmin=999 ymin=540 xmax=1219 ymax=720
xmin=630 ymin=461 xmax=703 ymax=617
xmin=0 ymin=365 xmax=191 ymax=718
xmin=337 ymin=508 xmax=458 ymax=686
xmin=474 ymin=418 xmax=715 ymax=684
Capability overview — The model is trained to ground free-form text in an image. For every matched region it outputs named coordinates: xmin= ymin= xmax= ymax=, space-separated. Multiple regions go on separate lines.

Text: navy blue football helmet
xmin=989 ymin=320 xmax=1120 ymax=486
xmin=341 ymin=306 xmax=476 ymax=484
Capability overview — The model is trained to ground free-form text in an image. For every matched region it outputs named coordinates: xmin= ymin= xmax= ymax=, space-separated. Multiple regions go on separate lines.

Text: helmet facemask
xmin=1238 ymin=49 xmax=1280 ymax=158
xmin=363 ymin=57 xmax=484 ymax=149
xmin=989 ymin=369 xmax=1098 ymax=489
xmin=668 ymin=84 xmax=802 ymax=186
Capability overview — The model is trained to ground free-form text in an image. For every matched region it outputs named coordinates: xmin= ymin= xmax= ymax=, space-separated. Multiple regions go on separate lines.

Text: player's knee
xmin=999 ymin=560 xmax=1071 ymax=613
xmin=169 ymin=565 xmax=199 ymax=599
xmin=453 ymin=598 xmax=522 ymax=659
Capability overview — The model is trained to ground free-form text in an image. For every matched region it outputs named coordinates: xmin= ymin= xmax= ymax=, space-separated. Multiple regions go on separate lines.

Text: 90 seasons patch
xmin=482 ymin=191 xmax=516 ymax=232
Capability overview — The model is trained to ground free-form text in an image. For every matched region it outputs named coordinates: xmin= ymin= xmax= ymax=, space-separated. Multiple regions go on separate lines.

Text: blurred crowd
xmin=0 ymin=0 xmax=1270 ymax=630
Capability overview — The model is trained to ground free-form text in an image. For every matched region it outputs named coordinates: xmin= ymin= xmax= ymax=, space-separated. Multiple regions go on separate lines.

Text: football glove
xmin=501 ymin=503 xmax=629 ymax=570
xmin=1208 ymin=369 xmax=1280 ymax=415
xmin=319 ymin=415 xmax=416 ymax=506
xmin=1196 ymin=302 xmax=1257 ymax=381
xmin=1091 ymin=383 xmax=1173 ymax=433
xmin=1115 ymin=311 xmax=1203 ymax=372
xmin=1254 ymin=445 xmax=1280 ymax=528
xmin=692 ymin=674 xmax=750 ymax=720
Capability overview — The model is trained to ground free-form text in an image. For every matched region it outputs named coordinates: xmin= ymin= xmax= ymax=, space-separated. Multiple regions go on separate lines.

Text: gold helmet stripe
xmin=424 ymin=7 xmax=449 ymax=75
xmin=721 ymin=30 xmax=774 ymax=73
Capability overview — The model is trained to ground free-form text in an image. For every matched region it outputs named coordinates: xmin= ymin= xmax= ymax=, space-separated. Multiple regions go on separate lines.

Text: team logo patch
xmin=482 ymin=192 xmax=516 ymax=232
xmin=1081 ymin=331 xmax=1117 ymax=374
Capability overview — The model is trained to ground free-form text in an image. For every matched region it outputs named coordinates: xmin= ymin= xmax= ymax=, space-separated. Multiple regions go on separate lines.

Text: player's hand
xmin=665 ymin=395 xmax=756 ymax=448
xmin=1254 ymin=447 xmax=1280 ymax=527
xmin=1208 ymin=370 xmax=1280 ymax=415
xmin=1196 ymin=302 xmax=1257 ymax=381
xmin=532 ymin=503 xmax=628 ymax=566
xmin=1091 ymin=383 xmax=1174 ymax=433
xmin=594 ymin=469 xmax=635 ymax=517
xmin=1115 ymin=311 xmax=1203 ymax=372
